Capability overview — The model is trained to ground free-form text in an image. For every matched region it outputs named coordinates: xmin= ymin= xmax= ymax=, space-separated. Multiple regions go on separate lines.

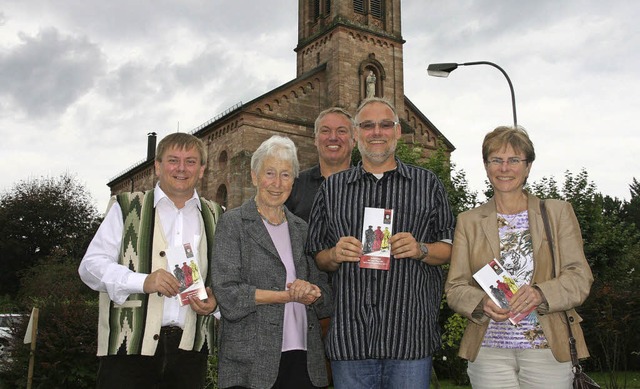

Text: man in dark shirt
xmin=285 ymin=106 xmax=354 ymax=386
xmin=285 ymin=107 xmax=355 ymax=221
xmin=307 ymin=98 xmax=455 ymax=388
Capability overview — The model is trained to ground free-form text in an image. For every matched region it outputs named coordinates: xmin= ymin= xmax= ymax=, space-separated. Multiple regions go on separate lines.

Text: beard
xmin=358 ymin=139 xmax=397 ymax=164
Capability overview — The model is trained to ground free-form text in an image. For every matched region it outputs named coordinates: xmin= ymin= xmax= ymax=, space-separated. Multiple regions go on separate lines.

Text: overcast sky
xmin=1 ymin=0 xmax=638 ymax=211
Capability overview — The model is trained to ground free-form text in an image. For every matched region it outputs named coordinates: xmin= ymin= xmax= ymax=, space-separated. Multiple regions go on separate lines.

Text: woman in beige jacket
xmin=445 ymin=126 xmax=594 ymax=388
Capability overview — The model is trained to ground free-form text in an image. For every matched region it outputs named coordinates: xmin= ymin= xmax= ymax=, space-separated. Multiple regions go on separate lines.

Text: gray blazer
xmin=211 ymin=198 xmax=332 ymax=388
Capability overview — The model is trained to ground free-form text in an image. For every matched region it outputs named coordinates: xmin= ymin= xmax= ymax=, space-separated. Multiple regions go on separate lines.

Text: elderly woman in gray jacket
xmin=211 ymin=135 xmax=332 ymax=389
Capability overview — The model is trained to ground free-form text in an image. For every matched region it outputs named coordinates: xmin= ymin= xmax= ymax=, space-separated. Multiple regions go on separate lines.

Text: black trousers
xmin=96 ymin=326 xmax=208 ymax=389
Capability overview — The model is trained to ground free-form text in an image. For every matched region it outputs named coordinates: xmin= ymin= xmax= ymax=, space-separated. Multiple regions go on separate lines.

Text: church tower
xmin=108 ymin=0 xmax=453 ymax=209
xmin=296 ymin=0 xmax=405 ymax=114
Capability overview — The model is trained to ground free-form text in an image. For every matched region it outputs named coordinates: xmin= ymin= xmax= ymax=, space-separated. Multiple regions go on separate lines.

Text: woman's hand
xmin=510 ymin=284 xmax=542 ymax=314
xmin=287 ymin=279 xmax=321 ymax=305
xmin=482 ymin=296 xmax=511 ymax=322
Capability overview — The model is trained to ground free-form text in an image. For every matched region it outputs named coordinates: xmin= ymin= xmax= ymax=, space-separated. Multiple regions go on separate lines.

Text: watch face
xmin=420 ymin=243 xmax=429 ymax=258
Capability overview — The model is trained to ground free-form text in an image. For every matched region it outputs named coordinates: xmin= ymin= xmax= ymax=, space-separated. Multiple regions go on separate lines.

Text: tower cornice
xmin=295 ymin=17 xmax=404 ymax=53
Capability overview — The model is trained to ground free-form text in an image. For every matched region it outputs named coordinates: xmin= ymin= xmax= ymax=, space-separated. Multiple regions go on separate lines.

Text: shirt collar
xmin=347 ymin=158 xmax=410 ymax=183
xmin=309 ymin=164 xmax=323 ymax=180
xmin=153 ymin=183 xmax=202 ymax=210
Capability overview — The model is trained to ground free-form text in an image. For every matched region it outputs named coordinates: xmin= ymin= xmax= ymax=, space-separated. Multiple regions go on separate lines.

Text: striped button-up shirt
xmin=307 ymin=159 xmax=455 ymax=360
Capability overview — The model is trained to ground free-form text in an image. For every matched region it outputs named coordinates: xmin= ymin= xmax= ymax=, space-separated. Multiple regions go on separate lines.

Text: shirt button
xmin=153 ymin=334 xmax=159 ymax=340
xmin=159 ymin=251 xmax=166 ymax=257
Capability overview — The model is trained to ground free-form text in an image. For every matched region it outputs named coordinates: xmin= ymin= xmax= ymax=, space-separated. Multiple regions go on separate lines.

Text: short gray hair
xmin=354 ymin=97 xmax=399 ymax=123
xmin=250 ymin=135 xmax=300 ymax=177
xmin=314 ymin=107 xmax=354 ymax=136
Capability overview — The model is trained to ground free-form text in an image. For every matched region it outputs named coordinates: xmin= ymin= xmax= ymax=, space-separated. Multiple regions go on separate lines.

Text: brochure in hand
xmin=165 ymin=243 xmax=207 ymax=306
xmin=360 ymin=207 xmax=393 ymax=270
xmin=472 ymin=258 xmax=535 ymax=325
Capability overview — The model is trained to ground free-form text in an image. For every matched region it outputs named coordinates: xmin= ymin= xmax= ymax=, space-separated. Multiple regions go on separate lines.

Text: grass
xmin=428 ymin=371 xmax=640 ymax=389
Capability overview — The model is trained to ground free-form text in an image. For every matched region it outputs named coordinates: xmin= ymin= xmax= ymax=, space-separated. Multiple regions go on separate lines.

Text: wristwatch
xmin=417 ymin=242 xmax=429 ymax=261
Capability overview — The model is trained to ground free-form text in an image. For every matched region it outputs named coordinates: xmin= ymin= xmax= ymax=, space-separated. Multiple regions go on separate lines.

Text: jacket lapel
xmin=242 ymin=199 xmax=280 ymax=259
xmin=479 ymin=198 xmax=501 ymax=261
xmin=286 ymin=209 xmax=307 ymax=273
xmin=528 ymin=195 xmax=544 ymax=257
xmin=528 ymin=195 xmax=547 ymax=282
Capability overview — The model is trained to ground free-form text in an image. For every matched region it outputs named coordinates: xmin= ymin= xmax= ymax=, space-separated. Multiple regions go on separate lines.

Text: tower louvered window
xmin=370 ymin=0 xmax=382 ymax=18
xmin=313 ymin=0 xmax=321 ymax=19
xmin=314 ymin=0 xmax=331 ymax=19
xmin=353 ymin=0 xmax=384 ymax=19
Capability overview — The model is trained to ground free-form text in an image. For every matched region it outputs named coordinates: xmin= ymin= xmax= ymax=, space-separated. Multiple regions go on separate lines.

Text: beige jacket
xmin=445 ymin=194 xmax=594 ymax=362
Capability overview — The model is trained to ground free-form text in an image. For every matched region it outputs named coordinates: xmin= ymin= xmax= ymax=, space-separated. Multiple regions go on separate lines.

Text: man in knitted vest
xmin=79 ymin=133 xmax=223 ymax=388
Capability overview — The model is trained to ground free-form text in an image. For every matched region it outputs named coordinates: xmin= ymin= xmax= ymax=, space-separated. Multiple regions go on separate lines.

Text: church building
xmin=107 ymin=0 xmax=454 ymax=209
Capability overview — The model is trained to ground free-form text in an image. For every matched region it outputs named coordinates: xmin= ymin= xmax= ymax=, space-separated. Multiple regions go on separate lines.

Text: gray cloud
xmin=0 ymin=27 xmax=106 ymax=117
xmin=0 ymin=0 xmax=638 ymax=209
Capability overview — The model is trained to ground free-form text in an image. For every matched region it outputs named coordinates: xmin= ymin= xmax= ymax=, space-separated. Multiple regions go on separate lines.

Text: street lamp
xmin=427 ymin=61 xmax=518 ymax=128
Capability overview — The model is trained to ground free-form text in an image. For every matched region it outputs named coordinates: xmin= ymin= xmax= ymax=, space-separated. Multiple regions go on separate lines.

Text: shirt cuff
xmin=126 ymin=272 xmax=149 ymax=295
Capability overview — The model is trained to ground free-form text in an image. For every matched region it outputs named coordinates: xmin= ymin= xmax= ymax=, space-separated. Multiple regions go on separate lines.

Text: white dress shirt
xmin=79 ymin=184 xmax=203 ymax=328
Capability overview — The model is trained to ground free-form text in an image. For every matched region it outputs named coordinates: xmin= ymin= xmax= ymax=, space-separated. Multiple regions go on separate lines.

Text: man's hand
xmin=315 ymin=236 xmax=362 ymax=272
xmin=389 ymin=232 xmax=421 ymax=259
xmin=143 ymin=269 xmax=181 ymax=297
xmin=333 ymin=236 xmax=363 ymax=264
xmin=188 ymin=287 xmax=217 ymax=315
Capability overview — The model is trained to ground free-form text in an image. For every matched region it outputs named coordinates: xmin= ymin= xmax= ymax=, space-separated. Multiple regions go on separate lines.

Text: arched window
xmin=216 ymin=185 xmax=228 ymax=208
xmin=218 ymin=150 xmax=228 ymax=170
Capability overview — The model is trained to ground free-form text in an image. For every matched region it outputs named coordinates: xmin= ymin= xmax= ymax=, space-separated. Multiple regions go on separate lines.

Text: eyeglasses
xmin=487 ymin=157 xmax=528 ymax=166
xmin=357 ymin=120 xmax=398 ymax=130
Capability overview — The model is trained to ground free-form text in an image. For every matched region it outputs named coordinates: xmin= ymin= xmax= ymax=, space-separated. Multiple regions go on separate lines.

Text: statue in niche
xmin=366 ymin=70 xmax=376 ymax=98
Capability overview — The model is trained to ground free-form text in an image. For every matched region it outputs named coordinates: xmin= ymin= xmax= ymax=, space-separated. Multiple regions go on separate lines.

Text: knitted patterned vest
xmin=96 ymin=190 xmax=223 ymax=356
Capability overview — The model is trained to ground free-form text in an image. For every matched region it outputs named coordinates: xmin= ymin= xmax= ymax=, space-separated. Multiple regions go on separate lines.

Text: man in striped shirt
xmin=307 ymin=98 xmax=455 ymax=388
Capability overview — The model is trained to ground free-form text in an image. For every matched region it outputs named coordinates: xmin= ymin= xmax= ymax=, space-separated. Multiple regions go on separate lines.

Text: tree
xmin=621 ymin=177 xmax=640 ymax=229
xmin=419 ymin=141 xmax=478 ymax=216
xmin=1 ymin=257 xmax=99 ymax=388
xmin=0 ymin=173 xmax=100 ymax=296
xmin=0 ymin=173 xmax=102 ymax=387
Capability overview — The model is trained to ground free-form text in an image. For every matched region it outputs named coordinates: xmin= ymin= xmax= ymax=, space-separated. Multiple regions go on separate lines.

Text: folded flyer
xmin=166 ymin=243 xmax=207 ymax=306
xmin=360 ymin=207 xmax=393 ymax=270
xmin=472 ymin=258 xmax=535 ymax=324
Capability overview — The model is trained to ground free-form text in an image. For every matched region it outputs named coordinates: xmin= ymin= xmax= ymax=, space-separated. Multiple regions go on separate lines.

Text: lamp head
xmin=427 ymin=63 xmax=459 ymax=78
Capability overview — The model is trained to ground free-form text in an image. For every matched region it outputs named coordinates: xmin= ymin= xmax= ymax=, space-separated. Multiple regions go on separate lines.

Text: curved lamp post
xmin=427 ymin=61 xmax=518 ymax=128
